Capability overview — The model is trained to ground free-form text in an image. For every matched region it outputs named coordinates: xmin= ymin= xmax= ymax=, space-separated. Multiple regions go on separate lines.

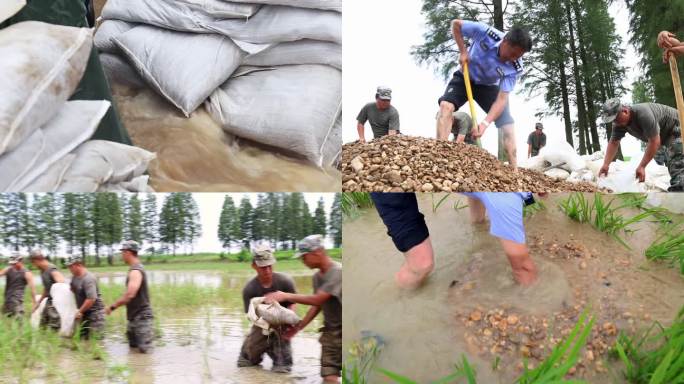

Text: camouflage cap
xmin=64 ymin=255 xmax=83 ymax=266
xmin=252 ymin=242 xmax=276 ymax=267
xmin=535 ymin=122 xmax=544 ymax=130
xmin=376 ymin=86 xmax=392 ymax=100
xmin=601 ymin=98 xmax=623 ymax=124
xmin=120 ymin=240 xmax=140 ymax=253
xmin=29 ymin=248 xmax=44 ymax=259
xmin=8 ymin=252 xmax=23 ymax=265
xmin=294 ymin=234 xmax=325 ymax=258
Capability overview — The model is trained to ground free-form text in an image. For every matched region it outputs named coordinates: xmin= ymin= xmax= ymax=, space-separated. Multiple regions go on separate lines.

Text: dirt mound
xmin=342 ymin=135 xmax=602 ymax=192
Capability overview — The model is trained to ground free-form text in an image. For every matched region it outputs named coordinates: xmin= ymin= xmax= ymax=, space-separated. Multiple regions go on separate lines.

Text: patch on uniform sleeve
xmin=486 ymin=28 xmax=501 ymax=42
xmin=512 ymin=59 xmax=523 ymax=72
xmin=480 ymin=40 xmax=490 ymax=50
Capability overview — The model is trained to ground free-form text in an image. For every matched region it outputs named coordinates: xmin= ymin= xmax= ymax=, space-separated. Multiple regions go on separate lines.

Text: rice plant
xmin=343 ymin=332 xmax=385 ymax=384
xmin=645 ymin=221 xmax=684 ymax=274
xmin=523 ymin=199 xmax=546 ymax=218
xmin=432 ymin=193 xmax=452 ymax=213
xmin=611 ymin=306 xmax=684 ymax=384
xmin=342 ymin=192 xmax=374 ymax=218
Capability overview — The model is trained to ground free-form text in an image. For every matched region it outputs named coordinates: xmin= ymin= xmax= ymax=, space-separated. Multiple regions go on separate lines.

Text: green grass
xmin=611 ymin=306 xmax=684 ymax=384
xmin=645 ymin=221 xmax=684 ymax=275
xmin=342 ymin=192 xmax=374 ymax=218
xmin=523 ymin=199 xmax=546 ymax=218
xmin=343 ymin=332 xmax=384 ymax=384
xmin=558 ymin=193 xmax=658 ymax=248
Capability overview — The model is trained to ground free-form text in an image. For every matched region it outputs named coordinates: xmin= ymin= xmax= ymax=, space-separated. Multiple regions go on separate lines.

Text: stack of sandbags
xmin=95 ymin=0 xmax=342 ymax=167
xmin=0 ymin=21 xmax=155 ymax=192
xmin=519 ymin=139 xmax=672 ymax=192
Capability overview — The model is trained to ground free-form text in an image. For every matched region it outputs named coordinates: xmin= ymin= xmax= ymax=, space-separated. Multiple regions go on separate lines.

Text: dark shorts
xmin=371 ymin=193 xmax=429 ymax=253
xmin=438 ymin=71 xmax=514 ymax=128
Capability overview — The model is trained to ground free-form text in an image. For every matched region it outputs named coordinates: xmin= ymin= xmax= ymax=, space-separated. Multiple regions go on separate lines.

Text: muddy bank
xmin=342 ymin=193 xmax=684 ymax=383
xmin=341 ymin=135 xmax=601 ymax=192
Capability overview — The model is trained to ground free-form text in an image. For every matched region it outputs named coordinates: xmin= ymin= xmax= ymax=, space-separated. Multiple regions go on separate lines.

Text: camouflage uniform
xmin=664 ymin=125 xmax=684 ymax=191
xmin=40 ymin=301 xmax=61 ymax=330
xmin=70 ymin=271 xmax=106 ymax=340
xmin=127 ymin=314 xmax=155 ymax=353
xmin=124 ymin=259 xmax=155 ymax=353
xmin=319 ymin=328 xmax=343 ymax=377
xmin=238 ymin=326 xmax=293 ymax=371
xmin=79 ymin=310 xmax=105 ymax=340
xmin=3 ymin=266 xmax=28 ymax=318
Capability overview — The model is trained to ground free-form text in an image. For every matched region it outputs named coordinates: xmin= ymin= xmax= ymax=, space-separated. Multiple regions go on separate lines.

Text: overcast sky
xmin=342 ymin=0 xmax=643 ymax=161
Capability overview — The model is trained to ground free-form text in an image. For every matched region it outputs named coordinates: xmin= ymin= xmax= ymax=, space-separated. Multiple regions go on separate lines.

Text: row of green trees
xmin=218 ymin=193 xmax=342 ymax=251
xmin=0 ymin=193 xmax=200 ymax=265
xmin=413 ymin=0 xmax=683 ymax=157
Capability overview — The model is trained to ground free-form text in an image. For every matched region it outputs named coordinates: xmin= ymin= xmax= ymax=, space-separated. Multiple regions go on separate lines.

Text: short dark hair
xmin=504 ymin=26 xmax=533 ymax=52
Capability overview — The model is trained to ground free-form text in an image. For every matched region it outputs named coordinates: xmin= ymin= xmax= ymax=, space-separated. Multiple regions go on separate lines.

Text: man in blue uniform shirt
xmin=437 ymin=20 xmax=533 ymax=168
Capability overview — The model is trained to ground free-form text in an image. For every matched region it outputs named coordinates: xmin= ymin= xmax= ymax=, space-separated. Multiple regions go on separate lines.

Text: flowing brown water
xmin=343 ymin=193 xmax=684 ymax=383
xmin=111 ymin=84 xmax=340 ymax=192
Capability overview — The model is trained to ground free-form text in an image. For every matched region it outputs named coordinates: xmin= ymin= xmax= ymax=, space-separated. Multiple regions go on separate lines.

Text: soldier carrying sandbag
xmin=238 ymin=242 xmax=298 ymax=373
xmin=66 ymin=255 xmax=105 ymax=339
xmin=29 ymin=249 xmax=65 ymax=330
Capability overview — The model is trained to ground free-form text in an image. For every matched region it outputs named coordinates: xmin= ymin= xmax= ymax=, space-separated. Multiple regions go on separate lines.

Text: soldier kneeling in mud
xmin=1 ymin=253 xmax=36 ymax=318
xmin=66 ymin=256 xmax=106 ymax=339
xmin=238 ymin=243 xmax=298 ymax=373
xmin=370 ymin=192 xmax=539 ymax=289
xmin=29 ymin=249 xmax=65 ymax=330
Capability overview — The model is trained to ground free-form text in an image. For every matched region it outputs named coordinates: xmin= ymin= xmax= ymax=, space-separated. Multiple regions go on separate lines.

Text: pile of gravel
xmin=342 ymin=135 xmax=602 ymax=192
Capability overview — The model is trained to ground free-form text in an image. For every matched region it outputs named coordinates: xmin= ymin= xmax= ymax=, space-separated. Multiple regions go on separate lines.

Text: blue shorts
xmin=460 ymin=192 xmax=527 ymax=244
xmin=438 ymin=71 xmax=515 ymax=128
xmin=371 ymin=193 xmax=429 ymax=253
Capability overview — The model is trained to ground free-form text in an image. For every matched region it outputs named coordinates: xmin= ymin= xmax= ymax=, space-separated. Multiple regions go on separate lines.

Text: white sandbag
xmin=101 ymin=0 xmax=259 ymax=33
xmin=0 ymin=129 xmax=45 ymax=192
xmin=247 ymin=297 xmax=300 ymax=335
xmin=100 ymin=53 xmax=146 ymax=88
xmin=0 ymin=21 xmax=92 ymax=156
xmin=22 ymin=154 xmax=76 ymax=192
xmin=538 ymin=141 xmax=585 ymax=172
xmin=322 ymin=111 xmax=342 ymax=168
xmin=244 ymin=40 xmax=341 ymax=69
xmin=544 ymin=168 xmax=570 ymax=180
xmin=0 ymin=0 xmax=25 ymax=24
xmin=98 ymin=175 xmax=152 ymax=192
xmin=645 ymin=161 xmax=671 ymax=192
xmin=7 ymin=100 xmax=110 ymax=191
xmin=58 ymin=140 xmax=156 ymax=191
xmin=94 ymin=20 xmax=135 ymax=53
xmin=114 ymin=25 xmax=244 ymax=116
xmin=518 ymin=154 xmax=547 ymax=171
xmin=30 ymin=295 xmax=47 ymax=329
xmin=226 ymin=0 xmax=341 ymax=12
xmin=209 ymin=5 xmax=342 ymax=44
xmin=206 ymin=64 xmax=341 ymax=166
xmin=567 ymin=169 xmax=594 ymax=183
xmin=597 ymin=159 xmax=645 ymax=193
xmin=50 ymin=282 xmax=77 ymax=337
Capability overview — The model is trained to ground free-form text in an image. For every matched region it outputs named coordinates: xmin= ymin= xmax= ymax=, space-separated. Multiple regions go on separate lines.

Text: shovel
xmin=462 ymin=61 xmax=483 ymax=148
xmin=668 ymin=54 xmax=684 ymax=143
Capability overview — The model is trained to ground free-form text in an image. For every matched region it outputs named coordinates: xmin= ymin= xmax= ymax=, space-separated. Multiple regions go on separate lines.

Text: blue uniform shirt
xmin=460 ymin=192 xmax=531 ymax=244
xmin=460 ymin=20 xmax=524 ymax=93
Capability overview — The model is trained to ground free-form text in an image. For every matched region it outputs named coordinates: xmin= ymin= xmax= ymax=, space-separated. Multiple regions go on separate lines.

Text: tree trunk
xmin=566 ymin=2 xmax=588 ymax=154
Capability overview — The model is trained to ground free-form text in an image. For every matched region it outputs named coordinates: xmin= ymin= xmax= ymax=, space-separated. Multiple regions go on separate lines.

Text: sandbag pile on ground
xmin=96 ymin=0 xmax=342 ymax=167
xmin=341 ymin=135 xmax=602 ymax=192
xmin=0 ymin=21 xmax=156 ymax=192
xmin=519 ymin=140 xmax=671 ymax=193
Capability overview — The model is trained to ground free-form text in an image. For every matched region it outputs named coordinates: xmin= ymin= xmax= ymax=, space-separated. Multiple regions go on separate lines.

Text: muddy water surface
xmin=343 ymin=193 xmax=684 ymax=383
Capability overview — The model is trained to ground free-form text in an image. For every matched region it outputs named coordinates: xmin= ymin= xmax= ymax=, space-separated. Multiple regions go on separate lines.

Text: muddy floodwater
xmin=343 ymin=193 xmax=684 ymax=383
xmin=5 ymin=270 xmax=323 ymax=383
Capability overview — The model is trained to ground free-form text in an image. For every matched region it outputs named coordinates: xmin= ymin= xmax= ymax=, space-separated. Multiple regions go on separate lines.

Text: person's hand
xmin=264 ymin=291 xmax=286 ymax=304
xmin=105 ymin=306 xmax=112 ymax=315
xmin=635 ymin=165 xmax=646 ymax=182
xmin=658 ymin=31 xmax=676 ymax=48
xmin=459 ymin=51 xmax=469 ymax=68
xmin=358 ymin=137 xmax=366 ymax=144
xmin=472 ymin=122 xmax=487 ymax=138
xmin=537 ymin=192 xmax=549 ymax=199
xmin=599 ymin=164 xmax=610 ymax=178
xmin=75 ymin=311 xmax=83 ymax=320
xmin=663 ymin=49 xmax=672 ymax=64
xmin=282 ymin=324 xmax=300 ymax=341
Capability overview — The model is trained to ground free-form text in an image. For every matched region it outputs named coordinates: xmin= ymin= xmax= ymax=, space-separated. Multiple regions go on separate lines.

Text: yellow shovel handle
xmin=462 ymin=62 xmax=482 ymax=147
